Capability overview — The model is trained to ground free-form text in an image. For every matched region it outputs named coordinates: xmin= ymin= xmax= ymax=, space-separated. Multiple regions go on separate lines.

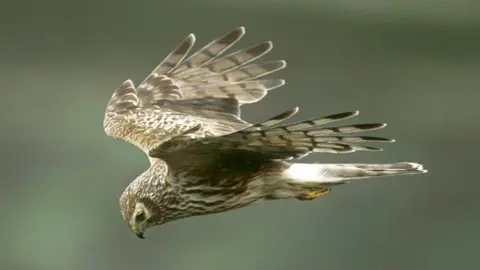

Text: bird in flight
xmin=103 ymin=26 xmax=427 ymax=239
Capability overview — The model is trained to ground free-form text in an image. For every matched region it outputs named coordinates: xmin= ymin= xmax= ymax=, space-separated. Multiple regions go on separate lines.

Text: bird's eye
xmin=135 ymin=211 xmax=146 ymax=222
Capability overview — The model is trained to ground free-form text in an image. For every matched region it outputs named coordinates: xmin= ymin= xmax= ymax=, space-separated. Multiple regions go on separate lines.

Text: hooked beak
xmin=131 ymin=226 xmax=145 ymax=239
xmin=135 ymin=231 xmax=145 ymax=239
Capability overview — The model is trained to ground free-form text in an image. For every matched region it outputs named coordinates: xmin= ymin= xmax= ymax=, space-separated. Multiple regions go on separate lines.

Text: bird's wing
xmin=149 ymin=108 xmax=395 ymax=185
xmin=103 ymin=27 xmax=285 ymax=153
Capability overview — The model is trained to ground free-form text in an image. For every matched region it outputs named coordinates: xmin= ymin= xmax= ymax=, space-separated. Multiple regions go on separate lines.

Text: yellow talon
xmin=305 ymin=190 xmax=329 ymax=199
xmin=298 ymin=189 xmax=331 ymax=200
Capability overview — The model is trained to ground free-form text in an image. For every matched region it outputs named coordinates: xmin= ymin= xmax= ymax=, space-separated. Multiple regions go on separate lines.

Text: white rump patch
xmin=283 ymin=163 xmax=327 ymax=182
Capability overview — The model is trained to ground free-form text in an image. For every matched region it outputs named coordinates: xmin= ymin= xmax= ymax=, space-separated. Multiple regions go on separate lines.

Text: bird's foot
xmin=296 ymin=188 xmax=331 ymax=200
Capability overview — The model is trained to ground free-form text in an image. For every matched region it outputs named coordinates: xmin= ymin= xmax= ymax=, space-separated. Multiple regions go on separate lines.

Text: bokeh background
xmin=1 ymin=0 xmax=479 ymax=269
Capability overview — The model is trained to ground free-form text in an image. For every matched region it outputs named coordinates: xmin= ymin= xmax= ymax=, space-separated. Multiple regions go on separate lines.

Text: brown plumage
xmin=103 ymin=26 xmax=427 ymax=239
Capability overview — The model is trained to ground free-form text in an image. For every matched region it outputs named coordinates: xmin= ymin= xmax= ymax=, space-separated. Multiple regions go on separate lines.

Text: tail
xmin=283 ymin=162 xmax=427 ymax=185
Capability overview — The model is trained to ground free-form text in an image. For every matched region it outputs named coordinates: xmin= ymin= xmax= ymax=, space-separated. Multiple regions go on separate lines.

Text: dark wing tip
xmin=280 ymin=107 xmax=299 ymax=119
xmin=327 ymin=111 xmax=360 ymax=121
xmin=355 ymin=123 xmax=387 ymax=130
xmin=359 ymin=136 xmax=395 ymax=142
xmin=233 ymin=26 xmax=246 ymax=36
xmin=264 ymin=41 xmax=273 ymax=51
xmin=363 ymin=146 xmax=383 ymax=151
xmin=219 ymin=26 xmax=246 ymax=45
xmin=248 ymin=41 xmax=273 ymax=56
xmin=186 ymin=33 xmax=195 ymax=41
xmin=182 ymin=34 xmax=196 ymax=48
xmin=267 ymin=107 xmax=298 ymax=122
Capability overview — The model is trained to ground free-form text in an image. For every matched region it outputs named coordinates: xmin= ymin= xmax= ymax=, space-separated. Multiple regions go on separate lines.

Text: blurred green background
xmin=1 ymin=0 xmax=479 ymax=269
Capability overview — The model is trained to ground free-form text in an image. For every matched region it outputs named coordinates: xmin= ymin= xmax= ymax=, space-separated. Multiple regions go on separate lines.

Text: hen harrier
xmin=103 ymin=27 xmax=427 ymax=239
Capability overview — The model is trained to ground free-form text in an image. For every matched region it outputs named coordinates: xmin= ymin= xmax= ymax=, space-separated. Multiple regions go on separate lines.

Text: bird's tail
xmin=283 ymin=162 xmax=427 ymax=185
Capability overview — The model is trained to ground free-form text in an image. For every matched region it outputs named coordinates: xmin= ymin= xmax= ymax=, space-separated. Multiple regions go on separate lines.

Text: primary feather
xmin=104 ymin=26 xmax=285 ymax=153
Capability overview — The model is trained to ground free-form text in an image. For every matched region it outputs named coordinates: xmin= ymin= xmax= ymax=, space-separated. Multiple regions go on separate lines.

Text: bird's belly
xmin=210 ymin=189 xmax=266 ymax=214
xmin=185 ymin=180 xmax=268 ymax=216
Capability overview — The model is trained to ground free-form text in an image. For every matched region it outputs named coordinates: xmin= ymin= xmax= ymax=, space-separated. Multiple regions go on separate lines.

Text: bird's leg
xmin=295 ymin=188 xmax=331 ymax=200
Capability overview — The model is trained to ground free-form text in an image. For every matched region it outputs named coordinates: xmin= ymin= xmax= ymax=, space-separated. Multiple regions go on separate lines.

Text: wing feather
xmin=147 ymin=34 xmax=196 ymax=78
xmin=149 ymin=109 xmax=394 ymax=164
xmin=175 ymin=27 xmax=245 ymax=72
xmin=104 ymin=27 xmax=284 ymax=153
xmin=179 ymin=79 xmax=285 ymax=104
xmin=185 ymin=60 xmax=286 ymax=83
xmin=134 ymin=26 xmax=284 ymax=109
xmin=105 ymin=80 xmax=139 ymax=113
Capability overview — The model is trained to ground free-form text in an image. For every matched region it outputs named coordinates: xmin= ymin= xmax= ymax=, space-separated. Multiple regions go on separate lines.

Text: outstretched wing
xmin=148 ymin=108 xmax=395 ymax=185
xmin=103 ymin=27 xmax=286 ymax=153
xmin=136 ymin=26 xmax=285 ymax=107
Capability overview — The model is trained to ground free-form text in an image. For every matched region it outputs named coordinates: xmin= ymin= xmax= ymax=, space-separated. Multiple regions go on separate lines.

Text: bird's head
xmin=129 ymin=201 xmax=151 ymax=239
xmin=119 ymin=167 xmax=183 ymax=239
xmin=120 ymin=190 xmax=161 ymax=239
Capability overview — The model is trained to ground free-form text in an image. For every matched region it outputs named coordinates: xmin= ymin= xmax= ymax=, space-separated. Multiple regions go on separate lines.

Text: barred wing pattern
xmin=149 ymin=108 xmax=395 ymax=184
xmin=103 ymin=27 xmax=286 ymax=153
